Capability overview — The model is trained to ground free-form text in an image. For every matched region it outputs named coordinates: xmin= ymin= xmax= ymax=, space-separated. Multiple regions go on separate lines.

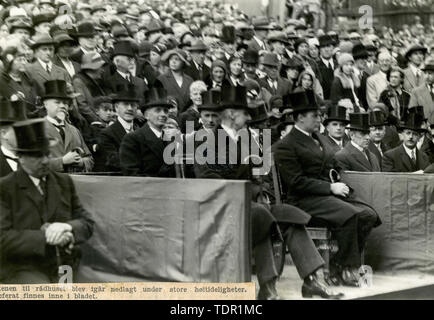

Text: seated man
xmin=382 ymin=113 xmax=430 ymax=172
xmin=272 ymin=90 xmax=381 ymax=287
xmin=119 ymin=86 xmax=175 ymax=177
xmin=335 ymin=113 xmax=381 ymax=172
xmin=0 ymin=118 xmax=94 ymax=284
xmin=194 ymin=86 xmax=343 ymax=300
xmin=42 ymin=80 xmax=94 ymax=173
xmin=322 ymin=105 xmax=350 ymax=154
xmin=367 ymin=111 xmax=390 ymax=169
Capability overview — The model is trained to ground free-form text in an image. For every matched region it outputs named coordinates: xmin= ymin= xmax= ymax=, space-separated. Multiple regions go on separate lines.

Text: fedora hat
xmin=12 ymin=118 xmax=54 ymax=154
xmin=143 ymin=86 xmax=171 ymax=110
xmin=318 ymin=35 xmax=335 ymax=48
xmin=405 ymin=45 xmax=427 ymax=60
xmin=369 ymin=111 xmax=387 ymax=127
xmin=187 ymin=40 xmax=207 ymax=52
xmin=347 ymin=113 xmax=370 ymax=132
xmin=9 ymin=20 xmax=34 ymax=35
xmin=268 ymin=31 xmax=289 ymax=44
xmin=221 ymin=25 xmax=236 ymax=44
xmin=352 ymin=43 xmax=369 ymax=60
xmin=0 ymin=98 xmax=27 ymax=124
xmin=29 ymin=33 xmax=55 ymax=49
xmin=252 ymin=16 xmax=272 ymax=30
xmin=112 ymin=84 xmax=141 ymax=103
xmin=74 ymin=22 xmax=97 ymax=38
xmin=42 ymin=80 xmax=71 ymax=101
xmin=112 ymin=40 xmax=136 ymax=58
xmin=81 ymin=53 xmax=106 ymax=70
xmin=323 ymin=105 xmax=349 ymax=125
xmin=198 ymin=90 xmax=222 ymax=112
xmin=262 ymin=53 xmax=280 ymax=67
xmin=289 ymin=90 xmax=318 ymax=113
xmin=242 ymin=49 xmax=259 ymax=65
xmin=399 ymin=113 xmax=425 ymax=132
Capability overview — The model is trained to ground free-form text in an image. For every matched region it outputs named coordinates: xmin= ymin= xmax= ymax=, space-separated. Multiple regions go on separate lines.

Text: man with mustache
xmin=119 ymin=86 xmax=175 ymax=177
xmin=335 ymin=113 xmax=381 ymax=172
xmin=42 ymin=80 xmax=93 ymax=173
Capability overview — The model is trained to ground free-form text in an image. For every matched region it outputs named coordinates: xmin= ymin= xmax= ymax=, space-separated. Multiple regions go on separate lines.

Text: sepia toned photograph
xmin=0 ymin=0 xmax=434 ymax=304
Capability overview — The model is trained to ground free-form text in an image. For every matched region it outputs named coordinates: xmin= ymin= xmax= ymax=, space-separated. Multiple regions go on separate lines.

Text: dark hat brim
xmin=405 ymin=47 xmax=428 ymax=59
xmin=398 ymin=125 xmax=426 ymax=132
xmin=347 ymin=125 xmax=370 ymax=132
xmin=41 ymin=94 xmax=72 ymax=101
xmin=198 ymin=104 xmax=222 ymax=112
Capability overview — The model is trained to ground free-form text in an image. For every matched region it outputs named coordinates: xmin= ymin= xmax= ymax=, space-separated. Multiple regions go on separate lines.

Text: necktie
xmin=39 ymin=179 xmax=47 ymax=197
xmin=198 ymin=64 xmax=203 ymax=80
xmin=364 ymin=149 xmax=372 ymax=167
xmin=53 ymin=123 xmax=65 ymax=142
xmin=46 ymin=64 xmax=51 ymax=74
xmin=311 ymin=134 xmax=323 ymax=151
xmin=415 ymin=70 xmax=420 ymax=86
xmin=376 ymin=144 xmax=383 ymax=157
xmin=411 ymin=149 xmax=417 ymax=166
xmin=126 ymin=73 xmax=131 ymax=83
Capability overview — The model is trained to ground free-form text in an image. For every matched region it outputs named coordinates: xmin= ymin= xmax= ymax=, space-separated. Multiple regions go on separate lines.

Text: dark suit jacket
xmin=258 ymin=76 xmax=292 ymax=97
xmin=368 ymin=141 xmax=390 ymax=170
xmin=317 ymin=59 xmax=336 ymax=100
xmin=99 ymin=120 xmax=129 ymax=172
xmin=382 ymin=144 xmax=430 ymax=172
xmin=119 ymin=123 xmax=174 ymax=177
xmin=52 ymin=55 xmax=81 ymax=76
xmin=0 ymin=150 xmax=14 ymax=178
xmin=25 ymin=60 xmax=71 ymax=96
xmin=102 ymin=70 xmax=148 ymax=106
xmin=184 ymin=62 xmax=210 ymax=81
xmin=157 ymin=71 xmax=194 ymax=112
xmin=335 ymin=142 xmax=381 ymax=172
xmin=179 ymin=107 xmax=201 ymax=134
xmin=419 ymin=134 xmax=434 ymax=164
xmin=0 ymin=169 xmax=94 ymax=281
xmin=322 ymin=134 xmax=350 ymax=155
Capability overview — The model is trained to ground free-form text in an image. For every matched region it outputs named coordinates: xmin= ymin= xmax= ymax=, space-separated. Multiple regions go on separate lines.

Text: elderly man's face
xmin=243 ymin=62 xmax=257 ymax=77
xmin=145 ymin=106 xmax=169 ymax=129
xmin=19 ymin=153 xmax=50 ymax=179
xmin=44 ymin=98 xmax=69 ymax=119
xmin=190 ymin=51 xmax=205 ymax=65
xmin=35 ymin=22 xmax=51 ymax=35
xmin=402 ymin=129 xmax=420 ymax=149
xmin=12 ymin=28 xmax=31 ymax=39
xmin=350 ymin=130 xmax=371 ymax=149
xmin=320 ymin=44 xmax=334 ymax=59
xmin=35 ymin=45 xmax=54 ymax=63
xmin=369 ymin=125 xmax=386 ymax=143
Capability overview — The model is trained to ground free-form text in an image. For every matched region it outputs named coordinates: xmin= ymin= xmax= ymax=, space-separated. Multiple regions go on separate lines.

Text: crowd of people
xmin=0 ymin=0 xmax=434 ymax=299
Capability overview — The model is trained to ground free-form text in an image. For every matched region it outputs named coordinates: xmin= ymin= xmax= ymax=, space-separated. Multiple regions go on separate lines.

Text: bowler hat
xmin=405 ymin=45 xmax=427 ymax=60
xmin=12 ymin=118 xmax=53 ymax=154
xmin=399 ymin=113 xmax=425 ymax=132
xmin=369 ymin=111 xmax=387 ymax=127
xmin=288 ymin=90 xmax=318 ymax=113
xmin=242 ymin=49 xmax=259 ymax=64
xmin=262 ymin=53 xmax=280 ymax=67
xmin=9 ymin=20 xmax=34 ymax=35
xmin=318 ymin=35 xmax=334 ymax=48
xmin=111 ymin=84 xmax=141 ymax=103
xmin=348 ymin=113 xmax=370 ymax=132
xmin=198 ymin=90 xmax=222 ymax=112
xmin=323 ymin=105 xmax=349 ymax=125
xmin=352 ymin=43 xmax=369 ymax=60
xmin=0 ymin=98 xmax=27 ymax=124
xmin=42 ymin=80 xmax=71 ymax=101
xmin=221 ymin=25 xmax=236 ymax=44
xmin=74 ymin=22 xmax=97 ymax=38
xmin=143 ymin=86 xmax=171 ymax=109
xmin=112 ymin=41 xmax=135 ymax=58
xmin=32 ymin=13 xmax=55 ymax=26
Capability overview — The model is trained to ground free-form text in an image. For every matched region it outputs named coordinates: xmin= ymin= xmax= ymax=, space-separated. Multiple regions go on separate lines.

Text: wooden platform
xmin=253 ymin=266 xmax=434 ymax=300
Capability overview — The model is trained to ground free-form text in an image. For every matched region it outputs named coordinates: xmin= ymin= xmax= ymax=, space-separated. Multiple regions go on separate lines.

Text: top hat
xmin=318 ymin=35 xmax=334 ymax=48
xmin=289 ymin=90 xmax=318 ymax=113
xmin=143 ymin=86 xmax=171 ymax=109
xmin=12 ymin=118 xmax=52 ymax=154
xmin=399 ymin=113 xmax=425 ymax=132
xmin=352 ymin=43 xmax=369 ymax=60
xmin=0 ymin=98 xmax=27 ymax=124
xmin=405 ymin=45 xmax=427 ymax=60
xmin=198 ymin=90 xmax=222 ymax=112
xmin=242 ymin=49 xmax=259 ymax=65
xmin=187 ymin=40 xmax=207 ymax=52
xmin=42 ymin=80 xmax=71 ymax=101
xmin=348 ymin=113 xmax=370 ymax=132
xmin=112 ymin=84 xmax=141 ymax=103
xmin=262 ymin=53 xmax=280 ymax=67
xmin=369 ymin=111 xmax=387 ymax=127
xmin=74 ymin=22 xmax=97 ymax=38
xmin=248 ymin=102 xmax=269 ymax=124
xmin=323 ymin=105 xmax=349 ymax=125
xmin=112 ymin=41 xmax=136 ymax=58
xmin=220 ymin=85 xmax=249 ymax=109
xmin=221 ymin=25 xmax=236 ymax=44
xmin=408 ymin=106 xmax=427 ymax=120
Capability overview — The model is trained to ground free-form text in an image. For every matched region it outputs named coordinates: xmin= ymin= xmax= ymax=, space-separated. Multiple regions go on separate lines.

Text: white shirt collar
xmin=1 ymin=145 xmax=18 ymax=171
xmin=409 ymin=63 xmax=421 ymax=77
xmin=230 ymin=75 xmax=240 ymax=86
xmin=117 ymin=70 xmax=130 ymax=80
xmin=221 ymin=123 xmax=238 ymax=141
xmin=117 ymin=116 xmax=133 ymax=133
xmin=321 ymin=57 xmax=334 ymax=67
xmin=329 ymin=136 xmax=343 ymax=147
xmin=351 ymin=140 xmax=365 ymax=153
xmin=417 ymin=135 xmax=424 ymax=150
xmin=295 ymin=125 xmax=311 ymax=137
xmin=403 ymin=143 xmax=417 ymax=159
xmin=38 ymin=58 xmax=52 ymax=70
xmin=46 ymin=115 xmax=64 ymax=126
xmin=149 ymin=125 xmax=163 ymax=139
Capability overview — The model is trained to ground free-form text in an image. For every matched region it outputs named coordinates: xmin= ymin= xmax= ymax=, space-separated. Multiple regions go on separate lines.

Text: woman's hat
xmin=161 ymin=49 xmax=190 ymax=66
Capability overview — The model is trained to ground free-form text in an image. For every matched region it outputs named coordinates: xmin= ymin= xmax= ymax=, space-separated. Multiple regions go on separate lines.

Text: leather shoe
xmin=302 ymin=274 xmax=344 ymax=299
xmin=339 ymin=267 xmax=360 ymax=287
xmin=257 ymin=278 xmax=282 ymax=300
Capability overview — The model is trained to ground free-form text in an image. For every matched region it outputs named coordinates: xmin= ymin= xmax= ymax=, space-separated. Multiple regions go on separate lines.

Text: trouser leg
xmin=331 ymin=215 xmax=361 ymax=268
xmin=255 ymin=235 xmax=280 ymax=284
xmin=284 ymin=225 xmax=325 ymax=279
xmin=355 ymin=205 xmax=378 ymax=253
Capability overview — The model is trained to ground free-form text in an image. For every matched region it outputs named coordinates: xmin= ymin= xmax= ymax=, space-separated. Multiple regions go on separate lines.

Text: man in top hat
xmin=322 ymin=105 xmax=350 ymax=154
xmin=25 ymin=33 xmax=71 ymax=96
xmin=0 ymin=99 xmax=27 ymax=177
xmin=193 ymin=85 xmax=343 ymax=300
xmin=403 ymin=45 xmax=427 ymax=92
xmin=258 ymin=53 xmax=292 ymax=97
xmin=99 ymin=84 xmax=141 ymax=173
xmin=335 ymin=113 xmax=381 ymax=172
xmin=42 ymin=80 xmax=93 ymax=173
xmin=242 ymin=49 xmax=260 ymax=81
xmin=317 ymin=35 xmax=337 ymax=100
xmin=367 ymin=110 xmax=391 ymax=169
xmin=184 ymin=40 xmax=210 ymax=81
xmin=410 ymin=107 xmax=434 ymax=164
xmin=409 ymin=59 xmax=434 ymax=121
xmin=0 ymin=118 xmax=94 ymax=284
xmin=119 ymin=86 xmax=174 ymax=177
xmin=273 ymin=90 xmax=380 ymax=287
xmin=70 ymin=22 xmax=99 ymax=64
xmin=246 ymin=17 xmax=271 ymax=52
xmin=72 ymin=53 xmax=108 ymax=125
xmin=103 ymin=41 xmax=148 ymax=107
xmin=52 ymin=32 xmax=80 ymax=79
xmin=382 ymin=113 xmax=430 ymax=172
